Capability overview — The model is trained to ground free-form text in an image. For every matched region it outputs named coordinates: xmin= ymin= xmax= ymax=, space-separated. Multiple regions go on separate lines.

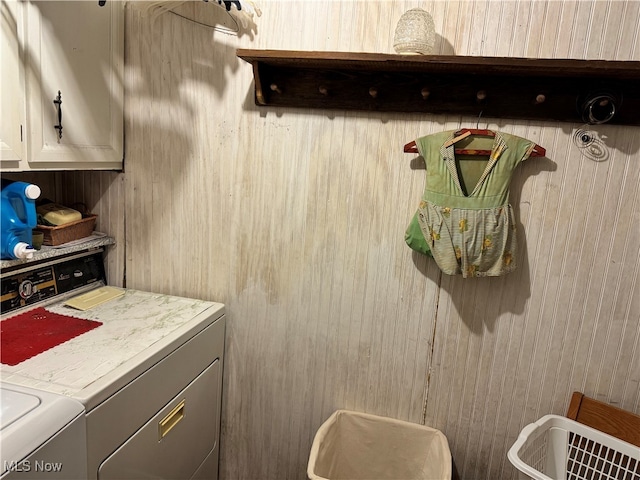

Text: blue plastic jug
xmin=1 ymin=180 xmax=41 ymax=260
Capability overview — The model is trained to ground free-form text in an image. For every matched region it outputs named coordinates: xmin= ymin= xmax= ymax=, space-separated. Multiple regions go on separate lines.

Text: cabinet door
xmin=24 ymin=1 xmax=123 ymax=170
xmin=1 ymin=0 xmax=26 ymax=169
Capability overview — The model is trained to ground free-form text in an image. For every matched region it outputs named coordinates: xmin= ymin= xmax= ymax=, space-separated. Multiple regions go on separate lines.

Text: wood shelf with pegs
xmin=236 ymin=49 xmax=640 ymax=126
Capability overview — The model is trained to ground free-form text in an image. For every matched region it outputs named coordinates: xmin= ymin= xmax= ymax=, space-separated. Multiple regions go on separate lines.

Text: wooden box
xmin=34 ymin=214 xmax=98 ymax=246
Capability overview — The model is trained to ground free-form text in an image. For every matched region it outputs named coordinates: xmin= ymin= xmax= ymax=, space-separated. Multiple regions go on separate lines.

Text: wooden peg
xmin=476 ymin=90 xmax=487 ymax=101
xmin=270 ymin=84 xmax=282 ymax=94
xmin=369 ymin=87 xmax=378 ymax=98
xmin=421 ymin=87 xmax=430 ymax=100
xmin=319 ymin=86 xmax=328 ymax=95
xmin=535 ymin=94 xmax=546 ymax=104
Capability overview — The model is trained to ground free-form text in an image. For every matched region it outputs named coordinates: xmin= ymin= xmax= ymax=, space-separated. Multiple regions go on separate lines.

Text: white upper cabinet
xmin=1 ymin=0 xmax=25 ymax=164
xmin=1 ymin=0 xmax=124 ymax=171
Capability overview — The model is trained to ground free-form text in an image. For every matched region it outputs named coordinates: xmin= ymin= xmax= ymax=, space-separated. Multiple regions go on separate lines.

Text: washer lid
xmin=0 ymin=388 xmax=40 ymax=429
xmin=0 ymin=383 xmax=85 ymax=474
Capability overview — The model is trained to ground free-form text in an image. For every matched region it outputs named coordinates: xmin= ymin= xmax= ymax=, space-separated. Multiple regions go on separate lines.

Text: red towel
xmin=1 ymin=307 xmax=102 ymax=366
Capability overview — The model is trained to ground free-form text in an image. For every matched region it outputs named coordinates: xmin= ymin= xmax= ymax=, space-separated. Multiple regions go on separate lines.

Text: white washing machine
xmin=0 ymin=383 xmax=87 ymax=479
xmin=1 ymin=247 xmax=226 ymax=480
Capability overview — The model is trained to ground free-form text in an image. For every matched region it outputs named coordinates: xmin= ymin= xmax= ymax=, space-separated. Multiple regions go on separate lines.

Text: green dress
xmin=405 ymin=131 xmax=536 ymax=278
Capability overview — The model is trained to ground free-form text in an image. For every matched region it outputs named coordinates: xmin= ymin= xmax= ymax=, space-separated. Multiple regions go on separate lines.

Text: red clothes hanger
xmin=403 ymin=128 xmax=546 ymax=157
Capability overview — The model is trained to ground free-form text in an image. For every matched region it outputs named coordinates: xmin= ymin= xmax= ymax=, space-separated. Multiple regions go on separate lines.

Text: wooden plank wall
xmin=72 ymin=1 xmax=639 ymax=479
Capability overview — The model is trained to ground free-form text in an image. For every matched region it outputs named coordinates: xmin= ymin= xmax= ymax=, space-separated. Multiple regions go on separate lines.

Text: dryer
xmin=1 ymin=248 xmax=225 ymax=480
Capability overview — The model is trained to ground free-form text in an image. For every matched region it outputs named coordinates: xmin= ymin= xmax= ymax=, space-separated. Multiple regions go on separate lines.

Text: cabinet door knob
xmin=53 ymin=90 xmax=63 ymax=142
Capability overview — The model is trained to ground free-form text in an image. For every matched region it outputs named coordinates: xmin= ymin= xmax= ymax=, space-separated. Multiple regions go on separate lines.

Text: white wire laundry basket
xmin=508 ymin=415 xmax=640 ymax=480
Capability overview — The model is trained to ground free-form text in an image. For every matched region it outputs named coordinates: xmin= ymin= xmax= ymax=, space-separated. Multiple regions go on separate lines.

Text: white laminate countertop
xmin=0 ymin=288 xmax=225 ymax=411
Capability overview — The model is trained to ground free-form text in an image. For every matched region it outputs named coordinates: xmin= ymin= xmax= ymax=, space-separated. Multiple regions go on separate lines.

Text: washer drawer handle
xmin=158 ymin=400 xmax=185 ymax=440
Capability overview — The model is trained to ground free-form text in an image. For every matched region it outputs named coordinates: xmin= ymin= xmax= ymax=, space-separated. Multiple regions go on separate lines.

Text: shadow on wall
xmin=408 ymin=151 xmax=557 ymax=334
xmin=435 ymin=33 xmax=455 ymax=55
xmin=122 ymin=1 xmax=260 ymax=257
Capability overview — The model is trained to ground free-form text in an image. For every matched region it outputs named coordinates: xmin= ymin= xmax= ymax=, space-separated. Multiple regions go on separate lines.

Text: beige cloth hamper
xmin=307 ymin=410 xmax=451 ymax=480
